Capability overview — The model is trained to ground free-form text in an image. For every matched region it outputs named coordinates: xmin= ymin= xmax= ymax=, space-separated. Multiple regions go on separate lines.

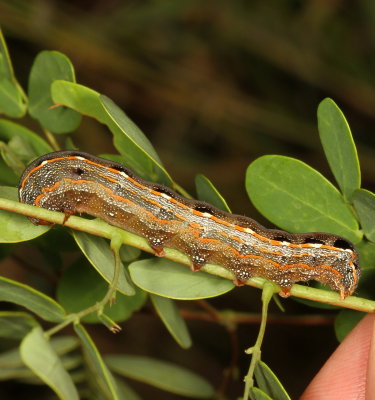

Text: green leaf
xmin=73 ymin=230 xmax=135 ymax=295
xmin=195 ymin=174 xmax=231 ymax=212
xmin=46 ymin=335 xmax=80 ymax=355
xmin=353 ymin=189 xmax=375 ymax=242
xmin=74 ymin=324 xmax=121 ymax=400
xmin=129 ymin=258 xmax=234 ymax=299
xmin=20 ymin=327 xmax=79 ymax=400
xmin=0 ymin=119 xmax=53 ymax=158
xmin=346 ymin=240 xmax=375 ymax=299
xmin=0 ymin=348 xmax=25 ymax=369
xmin=254 ymin=361 xmax=291 ymax=400
xmin=317 ymin=98 xmax=360 ymax=201
xmin=114 ymin=379 xmax=142 ymax=400
xmin=246 ymin=155 xmax=361 ymax=243
xmin=0 ymin=365 xmax=31 ymax=381
xmin=335 ymin=309 xmax=365 ymax=342
xmin=57 ymin=258 xmax=146 ymax=323
xmin=0 ymin=354 xmax=81 ymax=382
xmin=101 ymin=96 xmax=165 ymax=176
xmin=356 ymin=240 xmax=375 ymax=269
xmin=28 ymin=51 xmax=81 ymax=133
xmin=0 ymin=186 xmax=50 ymax=242
xmin=105 ymin=355 xmax=214 ymax=398
xmin=0 ymin=335 xmax=79 ymax=370
xmin=7 ymin=353 xmax=82 ymax=384
xmin=51 ymin=81 xmax=172 ymax=184
xmin=0 ymin=28 xmax=27 ymax=117
xmin=0 ymin=276 xmax=65 ymax=322
xmin=0 ymin=311 xmax=38 ymax=339
xmin=119 ymin=243 xmax=141 ymax=262
xmin=0 ymin=138 xmax=29 ymax=176
xmin=150 ymin=294 xmax=192 ymax=348
xmin=0 ymin=157 xmax=18 ymax=185
xmin=0 ymin=119 xmax=51 ymax=181
xmin=250 ymin=387 xmax=273 ymax=400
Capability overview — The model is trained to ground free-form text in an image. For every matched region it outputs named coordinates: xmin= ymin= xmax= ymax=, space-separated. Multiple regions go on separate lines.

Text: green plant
xmin=0 ymin=28 xmax=374 ymax=400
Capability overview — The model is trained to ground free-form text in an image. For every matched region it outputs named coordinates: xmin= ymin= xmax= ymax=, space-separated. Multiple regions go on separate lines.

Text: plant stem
xmin=242 ymin=282 xmax=276 ymax=399
xmin=45 ymin=236 xmax=123 ymax=337
xmin=1 ymin=197 xmax=375 ymax=312
xmin=43 ymin=129 xmax=60 ymax=151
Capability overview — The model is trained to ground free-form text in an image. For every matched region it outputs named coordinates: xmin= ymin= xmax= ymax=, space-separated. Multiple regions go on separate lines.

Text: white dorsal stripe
xmin=202 ymin=212 xmax=212 ymax=217
xmin=309 ymin=243 xmax=322 ymax=248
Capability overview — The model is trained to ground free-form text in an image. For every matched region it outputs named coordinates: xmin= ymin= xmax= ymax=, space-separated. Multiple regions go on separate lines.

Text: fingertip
xmin=366 ymin=315 xmax=375 ymax=400
xmin=301 ymin=313 xmax=375 ymax=400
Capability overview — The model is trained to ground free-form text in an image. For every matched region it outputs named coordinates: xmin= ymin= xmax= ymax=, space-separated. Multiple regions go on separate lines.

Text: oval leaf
xmin=150 ymin=294 xmax=192 ymax=349
xmin=0 ymin=311 xmax=37 ymax=339
xmin=74 ymin=324 xmax=121 ymax=400
xmin=0 ymin=157 xmax=18 ymax=185
xmin=114 ymin=379 xmax=142 ymax=400
xmin=51 ymin=81 xmax=172 ymax=184
xmin=0 ymin=28 xmax=27 ymax=117
xmin=129 ymin=258 xmax=234 ymax=299
xmin=0 ymin=119 xmax=52 ymax=183
xmin=28 ymin=51 xmax=81 ymax=133
xmin=353 ymin=189 xmax=375 ymax=242
xmin=195 ymin=174 xmax=231 ymax=212
xmin=73 ymin=230 xmax=135 ymax=295
xmin=246 ymin=155 xmax=361 ymax=243
xmin=119 ymin=244 xmax=141 ymax=262
xmin=250 ymin=387 xmax=273 ymax=400
xmin=20 ymin=327 xmax=79 ymax=400
xmin=57 ymin=259 xmax=146 ymax=323
xmin=101 ymin=96 xmax=165 ymax=176
xmin=0 ymin=276 xmax=65 ymax=322
xmin=105 ymin=355 xmax=214 ymax=398
xmin=0 ymin=186 xmax=50 ymax=242
xmin=0 ymin=335 xmax=79 ymax=370
xmin=254 ymin=361 xmax=291 ymax=400
xmin=317 ymin=98 xmax=360 ymax=201
xmin=0 ymin=119 xmax=53 ymax=158
xmin=356 ymin=240 xmax=375 ymax=270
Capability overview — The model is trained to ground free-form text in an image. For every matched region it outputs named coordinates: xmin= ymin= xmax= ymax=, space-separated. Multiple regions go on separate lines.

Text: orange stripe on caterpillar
xmin=19 ymin=151 xmax=360 ymax=299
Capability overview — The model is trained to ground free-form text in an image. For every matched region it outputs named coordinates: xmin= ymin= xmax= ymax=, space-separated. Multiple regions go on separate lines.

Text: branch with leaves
xmin=0 ymin=28 xmax=374 ymax=400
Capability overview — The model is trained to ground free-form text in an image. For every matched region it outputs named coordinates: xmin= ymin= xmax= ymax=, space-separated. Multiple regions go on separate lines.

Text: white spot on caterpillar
xmin=20 ymin=150 xmax=361 ymax=299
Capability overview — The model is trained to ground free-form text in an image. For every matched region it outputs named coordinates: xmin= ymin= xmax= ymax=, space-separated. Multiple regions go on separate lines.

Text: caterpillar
xmin=18 ymin=151 xmax=360 ymax=299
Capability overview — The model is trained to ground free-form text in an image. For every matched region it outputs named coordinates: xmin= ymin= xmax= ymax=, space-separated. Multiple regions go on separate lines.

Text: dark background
xmin=0 ymin=1 xmax=374 ymax=398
